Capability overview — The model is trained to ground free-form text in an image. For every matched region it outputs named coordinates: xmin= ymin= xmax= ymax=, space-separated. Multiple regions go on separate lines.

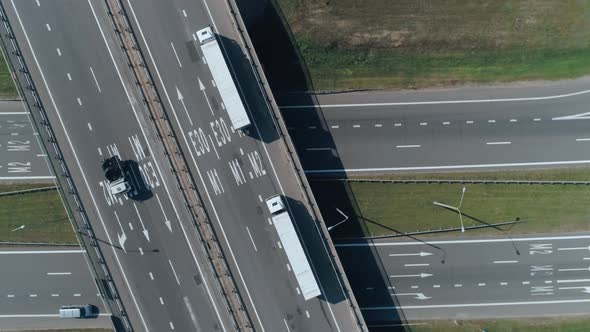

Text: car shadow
xmin=235 ymin=0 xmax=407 ymax=330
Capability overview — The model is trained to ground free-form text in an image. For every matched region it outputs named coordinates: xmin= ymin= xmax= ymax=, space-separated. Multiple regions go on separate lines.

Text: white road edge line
xmin=281 ymin=88 xmax=590 ymax=109
xmin=306 ymin=160 xmax=590 ymax=174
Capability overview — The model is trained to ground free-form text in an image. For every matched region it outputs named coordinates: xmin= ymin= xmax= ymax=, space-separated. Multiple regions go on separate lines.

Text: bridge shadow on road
xmin=236 ymin=0 xmax=408 ymax=330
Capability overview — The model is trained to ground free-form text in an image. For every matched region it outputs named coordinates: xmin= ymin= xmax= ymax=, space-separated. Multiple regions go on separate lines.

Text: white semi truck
xmin=196 ymin=27 xmax=251 ymax=130
xmin=266 ymin=195 xmax=322 ymax=300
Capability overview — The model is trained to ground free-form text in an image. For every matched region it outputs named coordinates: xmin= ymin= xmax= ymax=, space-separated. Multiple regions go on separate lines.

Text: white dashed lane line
xmin=396 ymin=145 xmax=421 ymax=149
xmin=486 ymin=141 xmax=511 ymax=145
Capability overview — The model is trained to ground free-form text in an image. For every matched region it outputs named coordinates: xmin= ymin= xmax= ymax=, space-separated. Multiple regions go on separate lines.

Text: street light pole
xmin=433 ymin=186 xmax=467 ymax=233
xmin=11 ymin=225 xmax=25 ymax=232
xmin=328 ymin=208 xmax=349 ymax=231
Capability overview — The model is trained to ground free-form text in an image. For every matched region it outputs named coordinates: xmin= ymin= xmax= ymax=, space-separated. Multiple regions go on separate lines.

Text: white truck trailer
xmin=266 ymin=195 xmax=322 ymax=300
xmin=196 ymin=27 xmax=251 ymax=130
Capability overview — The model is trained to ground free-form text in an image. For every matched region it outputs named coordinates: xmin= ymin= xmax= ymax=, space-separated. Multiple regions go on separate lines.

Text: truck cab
xmin=266 ymin=195 xmax=286 ymax=215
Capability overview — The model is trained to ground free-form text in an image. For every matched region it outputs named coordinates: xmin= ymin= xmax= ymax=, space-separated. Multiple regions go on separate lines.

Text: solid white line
xmin=396 ymin=145 xmax=421 ymax=148
xmin=170 ymin=42 xmax=182 ymax=68
xmin=47 ymin=272 xmax=71 ymax=275
xmin=281 ymin=88 xmax=590 ymax=109
xmin=404 ymin=263 xmax=429 ymax=267
xmin=337 ymin=234 xmax=590 ymax=246
xmin=0 ymin=250 xmax=83 ymax=254
xmin=306 ymin=159 xmax=590 ymax=174
xmin=246 ymin=226 xmax=258 ymax=252
xmin=576 ymin=138 xmax=590 ymax=142
xmin=362 ymin=298 xmax=590 ymax=310
xmin=168 ymin=259 xmax=180 ymax=285
xmin=493 ymin=260 xmax=518 ymax=264
xmin=89 ymin=66 xmax=101 ymax=93
xmin=486 ymin=141 xmax=511 ymax=145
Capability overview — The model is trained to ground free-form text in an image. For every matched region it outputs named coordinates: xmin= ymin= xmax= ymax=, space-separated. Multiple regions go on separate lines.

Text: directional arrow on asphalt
xmin=133 ymin=203 xmax=150 ymax=242
xmin=113 ymin=211 xmax=127 ymax=252
xmin=557 ymin=246 xmax=590 ymax=251
xmin=198 ymin=77 xmax=215 ymax=115
xmin=390 ymin=273 xmax=433 ymax=279
xmin=553 ymin=112 xmax=590 ymax=120
xmin=558 ymin=286 xmax=590 ymax=293
xmin=395 ymin=292 xmax=432 ymax=300
xmin=176 ymin=86 xmax=194 ymax=126
xmin=156 ymin=193 xmax=172 ymax=233
xmin=558 ymin=267 xmax=590 ymax=272
xmin=389 ymin=252 xmax=433 ymax=257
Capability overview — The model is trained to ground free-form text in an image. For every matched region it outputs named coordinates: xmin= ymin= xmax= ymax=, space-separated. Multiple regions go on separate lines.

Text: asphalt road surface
xmin=337 ymin=233 xmax=590 ymax=322
xmin=3 ymin=0 xmax=361 ymax=331
xmin=0 ymin=247 xmax=111 ymax=330
xmin=280 ymin=76 xmax=590 ymax=174
xmin=0 ymin=102 xmax=52 ymax=180
xmin=121 ymin=0 xmax=361 ymax=331
xmin=3 ymin=1 xmax=235 ymax=330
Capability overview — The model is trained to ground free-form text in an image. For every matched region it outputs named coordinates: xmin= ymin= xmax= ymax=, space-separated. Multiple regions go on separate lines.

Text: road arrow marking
xmin=553 ymin=112 xmax=590 ymax=121
xmin=557 ymin=279 xmax=590 ymax=284
xmin=395 ymin=292 xmax=431 ymax=300
xmin=176 ymin=86 xmax=193 ymax=126
xmin=557 ymin=246 xmax=590 ymax=251
xmin=133 ymin=203 xmax=150 ymax=242
xmin=155 ymin=193 xmax=172 ymax=233
xmin=390 ymin=273 xmax=433 ymax=279
xmin=198 ymin=77 xmax=215 ymax=115
xmin=558 ymin=286 xmax=590 ymax=293
xmin=389 ymin=252 xmax=433 ymax=257
xmin=559 ymin=267 xmax=590 ymax=272
xmin=113 ymin=211 xmax=126 ymax=252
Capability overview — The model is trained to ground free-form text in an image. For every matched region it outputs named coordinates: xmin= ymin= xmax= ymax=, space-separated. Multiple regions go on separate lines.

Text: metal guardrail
xmin=0 ymin=4 xmax=130 ymax=331
xmin=224 ymin=1 xmax=368 ymax=330
xmin=312 ymin=178 xmax=590 ymax=185
xmin=104 ymin=0 xmax=253 ymax=330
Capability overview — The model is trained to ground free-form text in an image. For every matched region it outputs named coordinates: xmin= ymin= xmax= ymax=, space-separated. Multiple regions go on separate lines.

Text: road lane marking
xmin=7 ymin=294 xmax=14 ymax=298
xmin=510 ymin=119 xmax=517 ymax=122
xmin=558 ymin=246 xmax=590 ymax=251
xmin=76 ymin=97 xmax=82 ymax=106
xmin=159 ymin=297 xmax=164 ymax=305
xmin=97 ymin=147 xmax=102 ymax=156
xmin=394 ymin=123 xmax=402 ymax=127
xmin=466 ymin=120 xmax=473 ymax=124
xmin=331 ymin=125 xmax=339 ymax=129
xmin=168 ymin=260 xmax=180 ymax=285
xmin=182 ymin=9 xmax=187 ymax=17
xmin=0 ymin=250 xmax=83 ymax=254
xmin=47 ymin=272 xmax=71 ymax=275
xmin=67 ymin=72 xmax=72 ymax=81
xmin=73 ymin=293 xmax=81 ymax=297
xmin=576 ymin=138 xmax=590 ymax=142
xmin=307 ymin=159 xmax=590 ymax=174
xmin=45 ymin=24 xmax=51 ymax=31
xmin=433 ymin=285 xmax=440 ymax=288
xmin=374 ymin=124 xmax=382 ymax=127
xmin=139 ymin=247 xmax=143 ymax=256
xmin=545 ymin=280 xmax=553 ymax=284
xmin=396 ymin=145 xmax=421 ymax=148
xmin=246 ymin=226 xmax=258 ymax=252
xmin=169 ymin=322 xmax=175 ymax=330
xmin=353 ymin=124 xmax=360 ymax=128
xmin=87 ymin=123 xmax=92 ymax=131
xmin=363 ymin=298 xmax=590 ymax=310
xmin=442 ymin=121 xmax=450 ymax=125
xmin=51 ymin=294 xmax=59 ymax=297
xmin=282 ymin=88 xmax=590 ymax=109
xmin=534 ymin=118 xmax=541 ymax=121
xmin=283 ymin=318 xmax=292 ymax=332
xmin=29 ymin=294 xmax=37 ymax=297
xmin=389 ymin=252 xmax=432 ymax=257
xmin=149 ymin=272 xmax=154 ymax=280
xmin=170 ymin=42 xmax=182 ymax=68
xmin=486 ymin=141 xmax=511 ymax=145
xmin=493 ymin=260 xmax=518 ymax=264
xmin=559 ymin=267 xmax=590 ymax=272
xmin=522 ymin=281 xmax=530 ymax=285
xmin=454 ymin=284 xmax=462 ymax=287
xmin=411 ymin=285 xmax=418 ymax=289
xmin=404 ymin=263 xmax=430 ymax=267
xmin=500 ymin=282 xmax=508 ymax=286
xmin=390 ymin=273 xmax=432 ymax=278
xmin=305 ymin=310 xmax=310 ymax=318
xmin=419 ymin=122 xmax=427 ymax=126
xmin=308 ymin=125 xmax=317 ymax=129
xmin=488 ymin=120 xmax=495 ymax=123
xmin=35 ymin=0 xmax=40 ymax=6
xmin=0 ymin=112 xmax=29 ymax=115
xmin=478 ymin=283 xmax=486 ymax=286
xmin=287 ymin=263 xmax=291 ymax=271
xmin=89 ymin=67 xmax=101 ymax=93
xmin=56 ymin=48 xmax=61 ymax=56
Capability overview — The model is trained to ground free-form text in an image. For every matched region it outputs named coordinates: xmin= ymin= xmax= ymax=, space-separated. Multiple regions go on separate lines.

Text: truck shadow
xmin=236 ymin=0 xmax=407 ymax=330
xmin=122 ymin=160 xmax=153 ymax=202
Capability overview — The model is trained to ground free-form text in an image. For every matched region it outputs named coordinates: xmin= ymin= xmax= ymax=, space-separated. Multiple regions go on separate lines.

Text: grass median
xmin=277 ymin=0 xmax=590 ymax=91
xmin=325 ymin=168 xmax=590 ymax=237
xmin=410 ymin=316 xmax=590 ymax=331
xmin=0 ymin=183 xmax=76 ymax=244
